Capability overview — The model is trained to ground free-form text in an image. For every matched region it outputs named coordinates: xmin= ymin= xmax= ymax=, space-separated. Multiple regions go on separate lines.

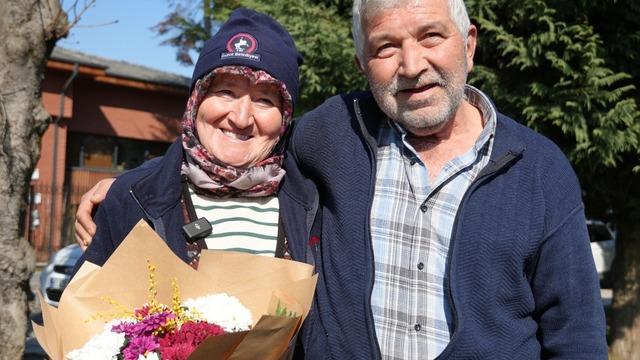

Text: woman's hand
xmin=75 ymin=178 xmax=115 ymax=250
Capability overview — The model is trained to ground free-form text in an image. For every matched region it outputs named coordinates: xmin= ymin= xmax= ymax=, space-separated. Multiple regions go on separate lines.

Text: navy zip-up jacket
xmin=278 ymin=91 xmax=607 ymax=359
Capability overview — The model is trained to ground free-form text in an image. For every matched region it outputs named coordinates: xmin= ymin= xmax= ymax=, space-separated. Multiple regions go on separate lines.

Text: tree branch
xmin=64 ymin=0 xmax=97 ymax=32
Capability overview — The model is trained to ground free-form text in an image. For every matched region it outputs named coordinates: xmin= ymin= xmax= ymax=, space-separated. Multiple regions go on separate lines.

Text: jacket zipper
xmin=129 ymin=188 xmax=152 ymax=220
xmin=354 ymin=99 xmax=383 ymax=360
xmin=129 ymin=187 xmax=166 ymax=240
xmin=435 ymin=150 xmax=522 ymax=359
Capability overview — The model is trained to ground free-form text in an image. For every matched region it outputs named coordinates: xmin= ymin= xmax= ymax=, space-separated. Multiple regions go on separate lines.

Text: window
xmin=67 ymin=133 xmax=171 ymax=171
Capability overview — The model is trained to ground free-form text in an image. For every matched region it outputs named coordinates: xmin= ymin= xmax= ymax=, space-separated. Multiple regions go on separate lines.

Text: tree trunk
xmin=0 ymin=1 xmax=67 ymax=359
xmin=610 ymin=220 xmax=640 ymax=359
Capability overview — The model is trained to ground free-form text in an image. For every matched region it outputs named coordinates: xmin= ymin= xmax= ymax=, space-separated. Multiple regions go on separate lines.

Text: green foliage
xmin=153 ymin=0 xmax=216 ymax=65
xmin=274 ymin=300 xmax=298 ymax=318
xmin=155 ymin=0 xmax=366 ymax=113
xmin=466 ymin=0 xmax=640 ymax=219
xmin=308 ymin=0 xmax=353 ymax=17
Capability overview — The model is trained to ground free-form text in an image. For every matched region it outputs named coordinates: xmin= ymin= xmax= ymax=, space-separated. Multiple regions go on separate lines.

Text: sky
xmin=58 ymin=0 xmax=196 ymax=77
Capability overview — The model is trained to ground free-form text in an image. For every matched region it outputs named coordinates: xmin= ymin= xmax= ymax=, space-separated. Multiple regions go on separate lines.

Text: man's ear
xmin=354 ymin=55 xmax=365 ymax=73
xmin=465 ymin=24 xmax=478 ymax=73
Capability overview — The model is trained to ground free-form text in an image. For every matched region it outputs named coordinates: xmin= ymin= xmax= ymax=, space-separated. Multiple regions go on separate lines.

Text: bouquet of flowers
xmin=34 ymin=220 xmax=317 ymax=360
xmin=66 ymin=259 xmax=254 ymax=360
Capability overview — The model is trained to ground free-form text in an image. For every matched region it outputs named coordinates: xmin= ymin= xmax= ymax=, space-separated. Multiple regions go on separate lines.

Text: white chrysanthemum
xmin=138 ymin=352 xmax=160 ymax=360
xmin=184 ymin=293 xmax=253 ymax=332
xmin=66 ymin=321 xmax=125 ymax=360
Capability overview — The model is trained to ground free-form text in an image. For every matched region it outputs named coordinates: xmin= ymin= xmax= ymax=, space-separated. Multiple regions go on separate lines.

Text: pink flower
xmin=159 ymin=321 xmax=226 ymax=360
xmin=158 ymin=342 xmax=194 ymax=360
xmin=134 ymin=304 xmax=152 ymax=318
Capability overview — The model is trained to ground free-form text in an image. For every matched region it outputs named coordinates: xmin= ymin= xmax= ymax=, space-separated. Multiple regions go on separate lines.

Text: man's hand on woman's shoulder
xmin=75 ymin=178 xmax=115 ymax=250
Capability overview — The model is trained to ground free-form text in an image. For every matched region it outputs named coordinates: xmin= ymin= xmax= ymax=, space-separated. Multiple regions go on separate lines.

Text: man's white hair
xmin=352 ymin=0 xmax=471 ymax=63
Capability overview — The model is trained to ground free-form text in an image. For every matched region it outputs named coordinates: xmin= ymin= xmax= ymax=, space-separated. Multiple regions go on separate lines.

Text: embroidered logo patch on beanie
xmin=222 ymin=33 xmax=260 ymax=62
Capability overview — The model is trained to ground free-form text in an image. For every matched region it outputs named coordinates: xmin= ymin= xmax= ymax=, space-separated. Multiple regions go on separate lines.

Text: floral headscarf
xmin=180 ymin=66 xmax=294 ymax=198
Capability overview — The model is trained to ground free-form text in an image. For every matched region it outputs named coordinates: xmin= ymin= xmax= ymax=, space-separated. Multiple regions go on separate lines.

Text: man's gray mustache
xmin=390 ymin=74 xmax=445 ymax=93
xmin=394 ymin=80 xmax=445 ymax=94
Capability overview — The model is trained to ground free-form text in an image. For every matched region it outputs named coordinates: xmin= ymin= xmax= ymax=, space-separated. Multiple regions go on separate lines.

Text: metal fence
xmin=26 ymin=168 xmax=120 ymax=262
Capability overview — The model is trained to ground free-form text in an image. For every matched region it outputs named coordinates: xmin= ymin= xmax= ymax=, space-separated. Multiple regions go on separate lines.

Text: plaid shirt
xmin=370 ymin=86 xmax=497 ymax=359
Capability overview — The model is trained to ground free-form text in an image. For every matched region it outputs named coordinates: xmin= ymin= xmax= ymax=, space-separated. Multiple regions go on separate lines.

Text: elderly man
xmin=76 ymin=0 xmax=607 ymax=358
xmin=279 ymin=0 xmax=607 ymax=358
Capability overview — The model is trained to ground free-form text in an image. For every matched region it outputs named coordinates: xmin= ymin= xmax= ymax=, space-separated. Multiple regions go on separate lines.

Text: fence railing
xmin=26 ymin=168 xmax=121 ymax=262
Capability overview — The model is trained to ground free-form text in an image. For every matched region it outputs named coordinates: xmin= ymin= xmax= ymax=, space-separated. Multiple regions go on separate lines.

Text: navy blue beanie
xmin=191 ymin=8 xmax=303 ymax=108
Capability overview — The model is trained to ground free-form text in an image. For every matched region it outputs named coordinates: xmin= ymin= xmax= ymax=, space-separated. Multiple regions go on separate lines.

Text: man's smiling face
xmin=360 ymin=0 xmax=476 ymax=135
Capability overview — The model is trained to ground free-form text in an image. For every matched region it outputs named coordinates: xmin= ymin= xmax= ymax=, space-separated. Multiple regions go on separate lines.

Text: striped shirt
xmin=370 ymin=85 xmax=497 ymax=359
xmin=189 ymin=186 xmax=280 ymax=256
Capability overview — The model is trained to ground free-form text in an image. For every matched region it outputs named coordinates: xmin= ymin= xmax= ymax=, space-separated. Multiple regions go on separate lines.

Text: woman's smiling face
xmin=195 ymin=72 xmax=283 ymax=168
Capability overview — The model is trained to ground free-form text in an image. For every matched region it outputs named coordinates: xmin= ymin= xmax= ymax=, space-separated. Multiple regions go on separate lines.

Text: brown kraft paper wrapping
xmin=34 ymin=220 xmax=317 ymax=360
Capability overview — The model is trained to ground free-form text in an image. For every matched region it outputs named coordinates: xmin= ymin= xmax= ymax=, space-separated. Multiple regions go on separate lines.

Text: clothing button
xmin=414 ymin=324 xmax=421 ymax=332
xmin=417 ymin=262 xmax=424 ymax=270
xmin=420 ymin=204 xmax=428 ymax=213
xmin=410 ymin=159 xmax=416 ymax=165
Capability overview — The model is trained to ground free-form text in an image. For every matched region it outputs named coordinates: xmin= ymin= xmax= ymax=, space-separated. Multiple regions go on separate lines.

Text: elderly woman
xmin=74 ymin=8 xmax=303 ymax=270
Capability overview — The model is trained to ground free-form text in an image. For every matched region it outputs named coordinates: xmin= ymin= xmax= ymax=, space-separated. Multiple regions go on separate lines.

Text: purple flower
xmin=122 ymin=335 xmax=159 ymax=360
xmin=136 ymin=312 xmax=175 ymax=335
xmin=112 ymin=312 xmax=176 ymax=338
xmin=111 ymin=321 xmax=135 ymax=335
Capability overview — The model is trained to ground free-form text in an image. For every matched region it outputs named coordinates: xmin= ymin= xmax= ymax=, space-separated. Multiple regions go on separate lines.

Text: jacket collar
xmin=489 ymin=112 xmax=527 ymax=162
xmin=130 ymin=139 xmax=185 ymax=219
